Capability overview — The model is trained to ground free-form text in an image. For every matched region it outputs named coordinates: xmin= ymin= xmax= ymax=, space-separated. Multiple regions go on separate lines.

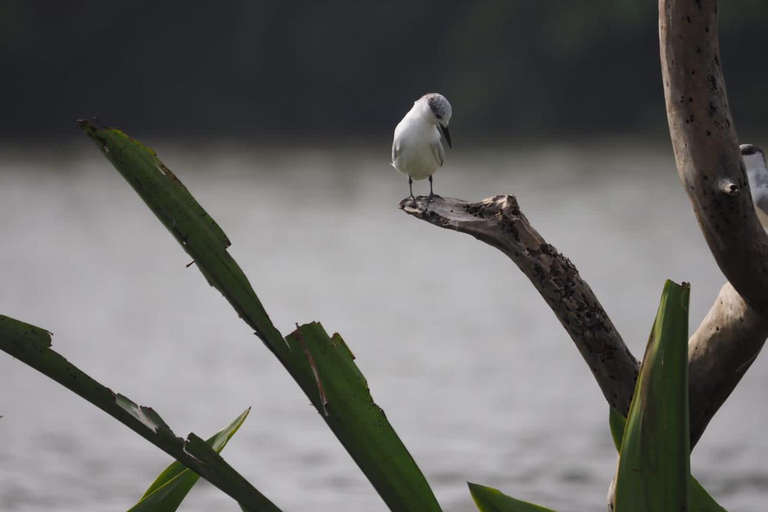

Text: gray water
xmin=1 ymin=140 xmax=767 ymax=511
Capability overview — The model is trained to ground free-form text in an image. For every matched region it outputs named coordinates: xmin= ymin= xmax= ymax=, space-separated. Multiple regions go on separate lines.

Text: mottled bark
xmin=660 ymin=0 xmax=768 ymax=443
xmin=399 ymin=195 xmax=640 ymax=415
xmin=400 ymin=5 xmax=768 ymax=510
xmin=688 ymin=283 xmax=768 ymax=445
xmin=660 ymin=0 xmax=768 ymax=302
xmin=400 ymin=193 xmax=768 ymax=511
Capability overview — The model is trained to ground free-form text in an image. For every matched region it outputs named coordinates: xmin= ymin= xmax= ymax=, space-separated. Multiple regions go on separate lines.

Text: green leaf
xmin=128 ymin=408 xmax=251 ymax=512
xmin=285 ymin=322 xmax=441 ymax=510
xmin=609 ymin=408 xmax=727 ymax=512
xmin=0 ymin=315 xmax=279 ymax=512
xmin=690 ymin=479 xmax=728 ymax=512
xmin=468 ymin=483 xmax=557 ymax=512
xmin=608 ymin=406 xmax=625 ymax=452
xmin=80 ymin=121 xmax=442 ymax=512
xmin=77 ymin=120 xmax=282 ymax=351
xmin=614 ymin=280 xmax=690 ymax=511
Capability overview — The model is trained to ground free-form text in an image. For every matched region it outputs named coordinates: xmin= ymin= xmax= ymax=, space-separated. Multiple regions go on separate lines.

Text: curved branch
xmin=660 ymin=0 xmax=768 ymax=305
xmin=661 ymin=0 xmax=768 ymax=445
xmin=398 ymin=0 xmax=768 ymax=457
xmin=400 ymin=195 xmax=640 ymax=414
xmin=688 ymin=282 xmax=768 ymax=445
xmin=401 ymin=193 xmax=768 ymax=451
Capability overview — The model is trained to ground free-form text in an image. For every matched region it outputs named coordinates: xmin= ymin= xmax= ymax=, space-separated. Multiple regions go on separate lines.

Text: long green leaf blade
xmin=609 ymin=408 xmax=727 ymax=512
xmin=0 ymin=315 xmax=278 ymax=512
xmin=128 ymin=408 xmax=251 ymax=512
xmin=690 ymin=479 xmax=728 ymax=512
xmin=77 ymin=120 xmax=281 ymax=348
xmin=468 ymin=483 xmax=557 ymax=512
xmin=79 ymin=121 xmax=442 ymax=512
xmin=286 ymin=322 xmax=440 ymax=510
xmin=614 ymin=280 xmax=690 ymax=511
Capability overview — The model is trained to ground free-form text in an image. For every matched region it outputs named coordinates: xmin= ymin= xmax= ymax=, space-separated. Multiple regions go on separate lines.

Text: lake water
xmin=1 ymin=139 xmax=767 ymax=511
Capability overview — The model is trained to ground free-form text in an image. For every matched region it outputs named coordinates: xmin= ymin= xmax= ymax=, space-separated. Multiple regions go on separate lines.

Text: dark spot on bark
xmin=707 ymin=75 xmax=717 ymax=91
xmin=686 ymin=15 xmax=691 ymax=23
xmin=696 ymin=46 xmax=702 ymax=54
xmin=706 ymin=130 xmax=711 ymax=136
xmin=540 ymin=243 xmax=558 ymax=257
xmin=708 ymin=101 xmax=717 ymax=116
xmin=705 ymin=25 xmax=710 ymax=33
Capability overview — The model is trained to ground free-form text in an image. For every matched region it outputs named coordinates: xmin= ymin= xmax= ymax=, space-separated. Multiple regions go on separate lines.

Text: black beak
xmin=439 ymin=124 xmax=452 ymax=148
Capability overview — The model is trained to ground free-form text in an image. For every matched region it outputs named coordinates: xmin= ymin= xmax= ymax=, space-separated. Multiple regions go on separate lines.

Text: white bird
xmin=740 ymin=143 xmax=768 ymax=227
xmin=391 ymin=93 xmax=452 ymax=198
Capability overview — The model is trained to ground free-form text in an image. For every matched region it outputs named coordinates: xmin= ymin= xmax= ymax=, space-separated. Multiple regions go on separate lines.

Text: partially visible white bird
xmin=391 ymin=93 xmax=452 ymax=198
xmin=740 ymin=143 xmax=768 ymax=227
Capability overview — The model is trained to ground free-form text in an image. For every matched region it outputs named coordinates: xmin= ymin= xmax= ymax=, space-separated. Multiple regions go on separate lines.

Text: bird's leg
xmin=408 ymin=176 xmax=414 ymax=199
xmin=428 ymin=175 xmax=434 ymax=202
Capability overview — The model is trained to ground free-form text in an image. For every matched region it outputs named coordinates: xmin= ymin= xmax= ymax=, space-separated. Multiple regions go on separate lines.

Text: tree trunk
xmin=660 ymin=0 xmax=768 ymax=444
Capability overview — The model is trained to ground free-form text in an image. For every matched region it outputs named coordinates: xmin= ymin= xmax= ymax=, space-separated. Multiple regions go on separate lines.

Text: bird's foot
xmin=398 ymin=194 xmax=418 ymax=210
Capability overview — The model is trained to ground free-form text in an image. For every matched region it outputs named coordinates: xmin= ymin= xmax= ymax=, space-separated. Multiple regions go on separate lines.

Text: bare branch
xmin=688 ymin=282 xmax=768 ymax=445
xmin=660 ymin=0 xmax=768 ymax=446
xmin=660 ymin=0 xmax=768 ymax=305
xmin=397 ymin=0 xmax=768 ymax=460
xmin=400 ymin=195 xmax=640 ymax=414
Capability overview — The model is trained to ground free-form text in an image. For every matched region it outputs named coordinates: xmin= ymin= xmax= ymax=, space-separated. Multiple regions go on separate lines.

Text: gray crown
xmin=422 ymin=93 xmax=452 ymax=121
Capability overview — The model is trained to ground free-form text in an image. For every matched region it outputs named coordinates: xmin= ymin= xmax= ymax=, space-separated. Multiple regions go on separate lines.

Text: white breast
xmin=392 ymin=110 xmax=442 ymax=181
xmin=746 ymin=164 xmax=768 ymax=228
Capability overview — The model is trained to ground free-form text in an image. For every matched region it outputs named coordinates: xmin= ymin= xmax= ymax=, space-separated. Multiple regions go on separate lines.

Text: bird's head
xmin=741 ymin=143 xmax=766 ymax=171
xmin=420 ymin=93 xmax=452 ymax=148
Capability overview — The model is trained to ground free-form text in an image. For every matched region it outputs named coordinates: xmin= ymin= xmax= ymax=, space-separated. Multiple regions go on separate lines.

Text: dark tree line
xmin=2 ymin=0 xmax=768 ymax=138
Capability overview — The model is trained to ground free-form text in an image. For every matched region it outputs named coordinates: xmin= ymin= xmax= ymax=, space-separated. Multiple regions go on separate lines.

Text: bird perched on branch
xmin=391 ymin=93 xmax=452 ymax=199
xmin=740 ymin=143 xmax=768 ymax=227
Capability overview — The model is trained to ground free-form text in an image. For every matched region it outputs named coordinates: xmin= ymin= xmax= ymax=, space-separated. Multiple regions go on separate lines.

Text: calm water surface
xmin=1 ymin=140 xmax=767 ymax=511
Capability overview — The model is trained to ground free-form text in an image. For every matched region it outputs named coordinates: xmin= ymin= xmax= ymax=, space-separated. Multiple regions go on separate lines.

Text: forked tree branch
xmin=688 ymin=283 xmax=768 ymax=445
xmin=401 ymin=190 xmax=767 ymax=451
xmin=399 ymin=0 xmax=768 ymax=456
xmin=660 ymin=0 xmax=768 ymax=444
xmin=660 ymin=0 xmax=768 ymax=303
xmin=400 ymin=195 xmax=640 ymax=415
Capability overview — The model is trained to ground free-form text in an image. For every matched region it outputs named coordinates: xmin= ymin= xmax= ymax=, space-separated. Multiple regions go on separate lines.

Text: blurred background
xmin=2 ymin=1 xmax=768 ymax=511
xmin=2 ymin=0 xmax=768 ymax=139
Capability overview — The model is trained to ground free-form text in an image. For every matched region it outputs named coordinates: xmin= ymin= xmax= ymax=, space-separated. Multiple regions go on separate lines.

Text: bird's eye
xmin=436 ymin=114 xmax=443 ymax=120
